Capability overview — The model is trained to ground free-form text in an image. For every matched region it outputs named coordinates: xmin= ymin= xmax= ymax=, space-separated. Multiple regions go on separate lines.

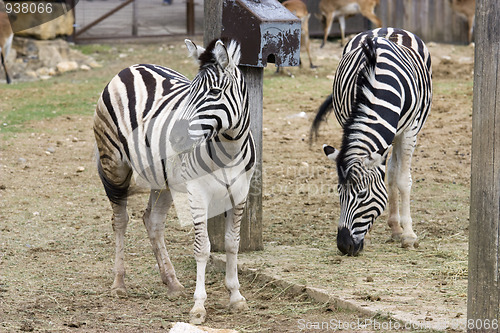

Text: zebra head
xmin=323 ymin=144 xmax=389 ymax=256
xmin=170 ymin=38 xmax=247 ymax=153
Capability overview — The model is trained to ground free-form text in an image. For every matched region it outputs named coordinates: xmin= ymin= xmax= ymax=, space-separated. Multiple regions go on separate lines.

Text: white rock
xmin=169 ymin=322 xmax=238 ymax=333
xmin=56 ymin=61 xmax=79 ymax=74
xmin=36 ymin=67 xmax=51 ymax=76
xmin=87 ymin=61 xmax=102 ymax=68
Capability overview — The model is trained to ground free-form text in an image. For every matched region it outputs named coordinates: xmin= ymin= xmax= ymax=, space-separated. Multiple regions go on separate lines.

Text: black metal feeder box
xmin=222 ymin=0 xmax=302 ymax=68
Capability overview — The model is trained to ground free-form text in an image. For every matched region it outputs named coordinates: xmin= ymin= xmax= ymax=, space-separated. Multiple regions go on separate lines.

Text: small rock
xmin=56 ymin=61 xmax=79 ymax=74
xmin=76 ymin=166 xmax=85 ymax=173
xmin=366 ymin=276 xmax=374 ymax=282
xmin=80 ymin=64 xmax=91 ymax=71
xmin=87 ymin=60 xmax=102 ymax=68
xmin=25 ymin=70 xmax=37 ymax=79
xmin=366 ymin=294 xmax=381 ymax=301
xmin=46 ymin=147 xmax=55 ymax=154
xmin=169 ymin=322 xmax=238 ymax=333
xmin=18 ymin=158 xmax=27 ymax=164
xmin=36 ymin=67 xmax=51 ymax=77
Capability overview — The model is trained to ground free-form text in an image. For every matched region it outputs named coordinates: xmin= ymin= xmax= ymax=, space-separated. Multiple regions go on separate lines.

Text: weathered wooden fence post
xmin=467 ymin=0 xmax=500 ymax=331
xmin=203 ymin=0 xmax=301 ymax=252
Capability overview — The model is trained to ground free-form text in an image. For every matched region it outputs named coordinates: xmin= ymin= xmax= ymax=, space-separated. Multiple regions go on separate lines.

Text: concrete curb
xmin=210 ymin=255 xmax=379 ymax=317
xmin=210 ymin=254 xmax=462 ymax=332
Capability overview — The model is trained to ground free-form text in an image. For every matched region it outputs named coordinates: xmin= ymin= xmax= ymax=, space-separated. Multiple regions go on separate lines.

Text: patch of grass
xmin=263 ymin=69 xmax=332 ymax=111
xmin=72 ymin=43 xmax=113 ymax=56
xmin=0 ymin=42 xmax=200 ymax=137
xmin=0 ymin=75 xmax=106 ymax=134
xmin=433 ymin=80 xmax=473 ymax=98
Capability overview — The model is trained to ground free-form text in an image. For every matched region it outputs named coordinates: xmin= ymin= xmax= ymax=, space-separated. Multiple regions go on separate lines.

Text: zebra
xmin=310 ymin=28 xmax=432 ymax=256
xmin=93 ymin=38 xmax=255 ymax=324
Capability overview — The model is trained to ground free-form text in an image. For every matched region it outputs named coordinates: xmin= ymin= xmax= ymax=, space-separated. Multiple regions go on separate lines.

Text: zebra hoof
xmin=401 ymin=236 xmax=419 ymax=249
xmin=229 ymin=299 xmax=249 ymax=312
xmin=112 ymin=287 xmax=128 ymax=298
xmin=189 ymin=306 xmax=206 ymax=325
xmin=167 ymin=285 xmax=185 ymax=299
xmin=390 ymin=233 xmax=403 ymax=242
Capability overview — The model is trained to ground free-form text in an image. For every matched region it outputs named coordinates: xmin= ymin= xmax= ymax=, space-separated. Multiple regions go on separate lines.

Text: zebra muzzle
xmin=337 ymin=227 xmax=364 ymax=256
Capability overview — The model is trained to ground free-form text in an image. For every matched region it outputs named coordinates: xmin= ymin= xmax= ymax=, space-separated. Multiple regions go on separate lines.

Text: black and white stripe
xmin=94 ymin=38 xmax=255 ymax=323
xmin=312 ymin=28 xmax=432 ymax=255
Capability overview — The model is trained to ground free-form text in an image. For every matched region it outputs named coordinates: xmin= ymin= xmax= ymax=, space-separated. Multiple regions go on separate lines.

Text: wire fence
xmin=74 ymin=0 xmax=204 ymax=40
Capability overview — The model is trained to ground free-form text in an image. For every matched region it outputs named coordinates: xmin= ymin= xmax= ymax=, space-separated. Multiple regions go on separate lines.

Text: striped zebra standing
xmin=93 ymin=38 xmax=255 ymax=324
xmin=311 ymin=28 xmax=432 ymax=256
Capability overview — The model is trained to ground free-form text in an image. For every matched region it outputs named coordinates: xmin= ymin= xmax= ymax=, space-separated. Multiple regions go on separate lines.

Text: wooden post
xmin=239 ymin=66 xmax=264 ymax=251
xmin=186 ymin=0 xmax=195 ymax=36
xmin=132 ymin=0 xmax=138 ymax=36
xmin=203 ymin=0 xmax=222 ymax=46
xmin=204 ymin=0 xmax=263 ymax=252
xmin=467 ymin=0 xmax=500 ymax=331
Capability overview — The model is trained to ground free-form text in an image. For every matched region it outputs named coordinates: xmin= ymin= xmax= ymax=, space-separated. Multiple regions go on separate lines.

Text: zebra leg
xmin=97 ymin=157 xmax=133 ymax=297
xmin=225 ymin=202 xmax=248 ymax=312
xmin=143 ymin=189 xmax=185 ymax=298
xmin=188 ymin=193 xmax=210 ymax=324
xmin=398 ymin=134 xmax=418 ymax=248
xmin=387 ymin=145 xmax=404 ymax=241
xmin=111 ymin=201 xmax=129 ymax=297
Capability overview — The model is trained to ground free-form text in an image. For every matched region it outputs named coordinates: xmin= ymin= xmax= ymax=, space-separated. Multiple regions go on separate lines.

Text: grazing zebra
xmin=93 ymin=38 xmax=255 ymax=324
xmin=311 ymin=28 xmax=432 ymax=256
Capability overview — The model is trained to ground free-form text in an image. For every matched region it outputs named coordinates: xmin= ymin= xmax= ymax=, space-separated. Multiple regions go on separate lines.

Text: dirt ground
xmin=0 ymin=37 xmax=474 ymax=332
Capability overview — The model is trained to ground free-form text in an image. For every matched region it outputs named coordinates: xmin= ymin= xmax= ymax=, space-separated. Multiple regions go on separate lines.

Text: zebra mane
xmin=336 ymin=37 xmax=379 ymax=184
xmin=198 ymin=38 xmax=241 ymax=70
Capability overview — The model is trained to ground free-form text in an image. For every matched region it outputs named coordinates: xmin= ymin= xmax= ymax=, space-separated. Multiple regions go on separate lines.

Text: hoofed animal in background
xmin=318 ymin=0 xmax=382 ymax=47
xmin=310 ymin=28 xmax=432 ymax=256
xmin=0 ymin=11 xmax=13 ymax=84
xmin=283 ymin=0 xmax=316 ymax=68
xmin=93 ymin=38 xmax=255 ymax=324
xmin=449 ymin=0 xmax=475 ymax=44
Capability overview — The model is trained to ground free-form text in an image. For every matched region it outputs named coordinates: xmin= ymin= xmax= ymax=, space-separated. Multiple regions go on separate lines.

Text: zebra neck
xmin=337 ymin=134 xmax=388 ymax=184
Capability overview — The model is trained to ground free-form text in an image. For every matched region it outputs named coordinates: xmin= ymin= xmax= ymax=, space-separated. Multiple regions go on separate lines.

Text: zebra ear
xmin=185 ymin=39 xmax=205 ymax=64
xmin=214 ymin=40 xmax=231 ymax=69
xmin=323 ymin=144 xmax=339 ymax=162
xmin=364 ymin=146 xmax=391 ymax=168
xmin=214 ymin=40 xmax=241 ymax=70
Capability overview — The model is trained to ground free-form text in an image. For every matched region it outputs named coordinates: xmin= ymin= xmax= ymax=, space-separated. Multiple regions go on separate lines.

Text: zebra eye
xmin=208 ymin=88 xmax=221 ymax=96
xmin=358 ymin=188 xmax=368 ymax=198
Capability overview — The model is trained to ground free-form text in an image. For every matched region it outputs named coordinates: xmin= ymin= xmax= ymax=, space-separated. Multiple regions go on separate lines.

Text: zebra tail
xmin=96 ymin=155 xmax=132 ymax=206
xmin=309 ymin=94 xmax=333 ymax=146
